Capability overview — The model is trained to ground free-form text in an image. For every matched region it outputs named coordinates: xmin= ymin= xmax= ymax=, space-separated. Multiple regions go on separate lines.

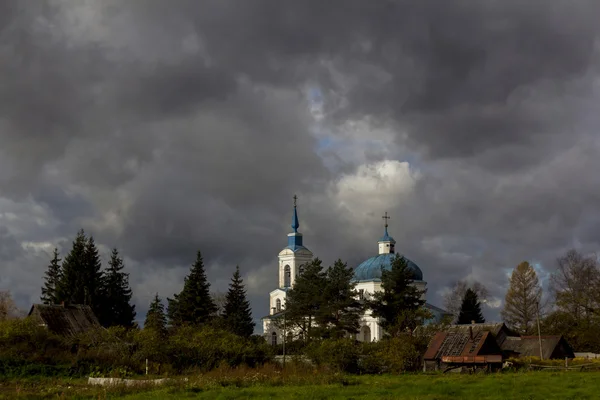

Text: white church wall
xmin=269 ymin=290 xmax=287 ymax=314
xmin=278 ymin=248 xmax=313 ymax=288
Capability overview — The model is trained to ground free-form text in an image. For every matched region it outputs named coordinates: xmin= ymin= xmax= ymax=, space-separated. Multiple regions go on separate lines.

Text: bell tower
xmin=278 ymin=195 xmax=313 ymax=288
xmin=378 ymin=212 xmax=396 ymax=254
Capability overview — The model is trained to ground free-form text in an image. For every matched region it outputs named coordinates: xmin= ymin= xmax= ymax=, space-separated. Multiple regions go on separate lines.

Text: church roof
xmin=353 ymin=253 xmax=423 ymax=282
xmin=284 ymin=244 xmax=310 ymax=252
xmin=378 ymin=227 xmax=396 ymax=243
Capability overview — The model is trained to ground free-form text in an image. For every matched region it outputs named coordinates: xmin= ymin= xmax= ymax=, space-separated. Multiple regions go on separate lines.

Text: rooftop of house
xmin=424 ymin=328 xmax=502 ymax=361
xmin=28 ymin=304 xmax=101 ymax=337
xmin=502 ymin=335 xmax=575 ymax=359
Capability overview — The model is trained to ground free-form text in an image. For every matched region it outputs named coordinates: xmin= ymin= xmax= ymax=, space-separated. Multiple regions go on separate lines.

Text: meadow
xmin=2 ymin=369 xmax=599 ymax=400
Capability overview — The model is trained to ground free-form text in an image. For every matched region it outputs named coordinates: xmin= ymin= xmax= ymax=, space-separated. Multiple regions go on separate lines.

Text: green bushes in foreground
xmin=0 ymin=318 xmax=273 ymax=378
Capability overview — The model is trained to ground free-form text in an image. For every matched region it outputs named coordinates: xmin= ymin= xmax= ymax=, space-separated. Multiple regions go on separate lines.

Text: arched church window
xmin=284 ymin=265 xmax=291 ymax=287
xmin=271 ymin=332 xmax=277 ymax=346
xmin=361 ymin=325 xmax=371 ymax=342
xmin=298 ymin=264 xmax=305 ymax=275
xmin=276 ymin=298 xmax=281 ymax=312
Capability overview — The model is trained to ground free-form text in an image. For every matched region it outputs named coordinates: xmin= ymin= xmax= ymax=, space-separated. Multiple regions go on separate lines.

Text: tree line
xmin=442 ymin=249 xmax=600 ymax=352
xmin=37 ymin=230 xmax=600 ymax=352
xmin=40 ymin=230 xmax=254 ymax=338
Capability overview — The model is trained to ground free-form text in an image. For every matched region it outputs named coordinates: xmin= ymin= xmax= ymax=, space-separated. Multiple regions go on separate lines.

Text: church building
xmin=262 ymin=198 xmax=450 ymax=344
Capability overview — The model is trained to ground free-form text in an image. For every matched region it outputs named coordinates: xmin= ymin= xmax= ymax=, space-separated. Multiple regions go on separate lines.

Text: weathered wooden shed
xmin=501 ymin=335 xmax=575 ymax=360
xmin=28 ymin=304 xmax=100 ymax=337
xmin=424 ymin=325 xmax=505 ymax=372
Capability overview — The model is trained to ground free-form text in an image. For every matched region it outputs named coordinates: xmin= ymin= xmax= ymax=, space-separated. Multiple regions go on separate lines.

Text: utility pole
xmin=537 ymin=303 xmax=543 ymax=360
xmin=283 ymin=312 xmax=286 ymax=369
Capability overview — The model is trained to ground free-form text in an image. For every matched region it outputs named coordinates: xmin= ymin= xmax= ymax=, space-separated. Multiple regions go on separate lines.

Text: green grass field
xmin=2 ymin=371 xmax=599 ymax=399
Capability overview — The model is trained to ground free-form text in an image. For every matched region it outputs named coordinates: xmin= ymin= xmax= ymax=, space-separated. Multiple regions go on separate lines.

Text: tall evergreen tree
xmin=457 ymin=288 xmax=486 ymax=324
xmin=369 ymin=254 xmax=426 ymax=335
xmin=102 ymin=248 xmax=136 ymax=328
xmin=318 ymin=259 xmax=363 ymax=338
xmin=501 ymin=261 xmax=542 ymax=334
xmin=284 ymin=258 xmax=327 ymax=340
xmin=55 ymin=230 xmax=106 ymax=325
xmin=82 ymin=236 xmax=104 ymax=307
xmin=222 ymin=266 xmax=255 ymax=337
xmin=443 ymin=280 xmax=489 ymax=322
xmin=41 ymin=248 xmax=62 ymax=305
xmin=145 ymin=293 xmax=168 ymax=337
xmin=55 ymin=229 xmax=88 ymax=304
xmin=167 ymin=251 xmax=216 ymax=327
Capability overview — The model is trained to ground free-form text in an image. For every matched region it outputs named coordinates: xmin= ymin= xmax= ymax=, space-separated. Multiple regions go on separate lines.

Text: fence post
xmin=146 ymin=358 xmax=149 ymax=375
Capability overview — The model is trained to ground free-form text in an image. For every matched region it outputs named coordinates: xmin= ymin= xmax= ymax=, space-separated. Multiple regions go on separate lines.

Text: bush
xmin=305 ymin=338 xmax=360 ymax=373
xmin=168 ymin=326 xmax=272 ymax=372
xmin=360 ymin=334 xmax=426 ymax=374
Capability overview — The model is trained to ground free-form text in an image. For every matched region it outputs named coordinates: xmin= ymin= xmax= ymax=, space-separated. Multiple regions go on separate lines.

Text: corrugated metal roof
xmin=425 ymin=329 xmax=497 ymax=360
xmin=28 ymin=304 xmax=100 ymax=337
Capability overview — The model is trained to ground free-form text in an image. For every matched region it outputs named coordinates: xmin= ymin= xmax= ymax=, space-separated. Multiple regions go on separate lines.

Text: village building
xmin=424 ymin=324 xmax=505 ymax=372
xmin=262 ymin=198 xmax=450 ymax=344
xmin=502 ymin=335 xmax=574 ymax=360
xmin=28 ymin=303 xmax=101 ymax=337
xmin=423 ymin=322 xmax=575 ymax=371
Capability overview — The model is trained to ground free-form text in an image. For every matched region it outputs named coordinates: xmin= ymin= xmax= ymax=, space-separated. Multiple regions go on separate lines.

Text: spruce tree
xmin=56 ymin=229 xmax=88 ymax=304
xmin=102 ymin=248 xmax=136 ymax=328
xmin=457 ymin=288 xmax=486 ymax=324
xmin=55 ymin=230 xmax=106 ymax=324
xmin=145 ymin=293 xmax=168 ymax=337
xmin=369 ymin=254 xmax=426 ymax=335
xmin=318 ymin=259 xmax=363 ymax=338
xmin=83 ymin=235 xmax=105 ymax=322
xmin=284 ymin=258 xmax=327 ymax=340
xmin=41 ymin=248 xmax=62 ymax=305
xmin=167 ymin=251 xmax=216 ymax=327
xmin=223 ymin=266 xmax=255 ymax=337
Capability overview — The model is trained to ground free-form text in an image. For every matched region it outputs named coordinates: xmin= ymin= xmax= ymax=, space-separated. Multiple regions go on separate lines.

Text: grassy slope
xmin=121 ymin=372 xmax=597 ymax=400
xmin=2 ymin=372 xmax=598 ymax=399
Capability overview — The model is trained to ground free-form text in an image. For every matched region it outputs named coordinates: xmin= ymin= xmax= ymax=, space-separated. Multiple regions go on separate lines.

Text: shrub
xmin=359 ymin=334 xmax=425 ymax=374
xmin=305 ymin=338 xmax=360 ymax=373
xmin=167 ymin=326 xmax=272 ymax=372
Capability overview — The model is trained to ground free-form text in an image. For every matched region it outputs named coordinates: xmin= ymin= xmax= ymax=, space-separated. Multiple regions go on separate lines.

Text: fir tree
xmin=223 ymin=266 xmax=255 ymax=337
xmin=41 ymin=248 xmax=62 ymax=305
xmin=102 ymin=248 xmax=136 ymax=328
xmin=145 ymin=293 xmax=168 ymax=337
xmin=55 ymin=230 xmax=106 ymax=324
xmin=318 ymin=259 xmax=363 ymax=338
xmin=167 ymin=251 xmax=216 ymax=327
xmin=369 ymin=254 xmax=426 ymax=335
xmin=82 ymin=235 xmax=105 ymax=322
xmin=457 ymin=288 xmax=486 ymax=324
xmin=284 ymin=258 xmax=327 ymax=340
xmin=56 ymin=229 xmax=88 ymax=304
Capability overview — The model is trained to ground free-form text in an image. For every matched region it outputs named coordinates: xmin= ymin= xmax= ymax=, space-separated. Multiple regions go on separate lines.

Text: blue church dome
xmin=353 ymin=253 xmax=423 ymax=282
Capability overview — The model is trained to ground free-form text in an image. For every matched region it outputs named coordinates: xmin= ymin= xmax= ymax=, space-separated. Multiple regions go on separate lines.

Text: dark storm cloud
xmin=2 ymin=0 xmax=600 ymax=323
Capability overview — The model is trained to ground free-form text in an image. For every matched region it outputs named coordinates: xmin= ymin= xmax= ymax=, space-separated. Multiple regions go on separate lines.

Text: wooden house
xmin=424 ymin=325 xmax=505 ymax=372
xmin=501 ymin=335 xmax=575 ymax=360
xmin=28 ymin=304 xmax=100 ymax=337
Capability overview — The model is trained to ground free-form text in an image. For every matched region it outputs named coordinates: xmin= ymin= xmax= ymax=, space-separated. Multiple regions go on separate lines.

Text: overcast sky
xmin=1 ymin=0 xmax=600 ymax=327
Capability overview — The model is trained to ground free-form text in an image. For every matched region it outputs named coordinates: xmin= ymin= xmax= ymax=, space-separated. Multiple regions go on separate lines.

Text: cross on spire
xmin=382 ymin=211 xmax=391 ymax=228
xmin=293 ymin=194 xmax=298 ymax=208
